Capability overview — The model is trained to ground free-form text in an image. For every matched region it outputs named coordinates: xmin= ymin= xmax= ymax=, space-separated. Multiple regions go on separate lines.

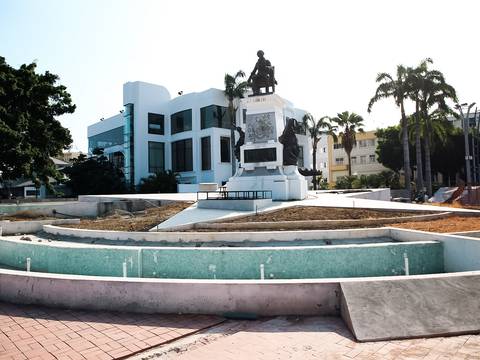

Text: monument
xmin=226 ymin=51 xmax=308 ymax=201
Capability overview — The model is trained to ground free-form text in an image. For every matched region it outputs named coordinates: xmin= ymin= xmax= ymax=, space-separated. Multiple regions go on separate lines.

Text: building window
xmin=351 ymin=156 xmax=357 ymax=164
xmin=148 ymin=113 xmax=164 ymax=135
xmin=368 ymin=139 xmax=375 ymax=147
xmin=369 ymin=154 xmax=376 ymax=163
xmin=322 ymin=147 xmax=327 ymax=153
xmin=335 ymin=157 xmax=344 ymax=165
xmin=88 ymin=126 xmax=124 ymax=154
xmin=334 ymin=143 xmax=343 ymax=149
xmin=360 ymin=155 xmax=367 ymax=164
xmin=171 ymin=138 xmax=193 ymax=172
xmin=220 ymin=137 xmax=231 ymax=163
xmin=200 ymin=105 xmax=231 ymax=130
xmin=201 ymin=136 xmax=211 ymax=170
xmin=148 ymin=141 xmax=165 ymax=173
xmin=358 ymin=140 xmax=367 ymax=147
xmin=297 ymin=146 xmax=304 ymax=167
xmin=242 ymin=109 xmax=247 ymax=124
xmin=171 ymin=109 xmax=192 ymax=134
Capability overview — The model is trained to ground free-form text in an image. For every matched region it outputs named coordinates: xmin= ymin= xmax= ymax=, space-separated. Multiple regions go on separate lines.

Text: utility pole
xmin=456 ymin=102 xmax=476 ymax=202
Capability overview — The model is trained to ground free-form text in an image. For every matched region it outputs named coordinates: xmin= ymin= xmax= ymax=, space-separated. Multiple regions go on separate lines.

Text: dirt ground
xmin=390 ymin=215 xmax=480 ymax=233
xmin=65 ymin=202 xmax=192 ymax=232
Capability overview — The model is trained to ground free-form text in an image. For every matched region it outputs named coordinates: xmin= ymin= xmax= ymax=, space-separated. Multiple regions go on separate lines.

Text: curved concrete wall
xmin=0 ymin=237 xmax=443 ymax=279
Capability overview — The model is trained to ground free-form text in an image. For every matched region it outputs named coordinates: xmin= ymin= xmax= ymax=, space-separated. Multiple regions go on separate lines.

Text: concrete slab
xmin=340 ymin=274 xmax=480 ymax=342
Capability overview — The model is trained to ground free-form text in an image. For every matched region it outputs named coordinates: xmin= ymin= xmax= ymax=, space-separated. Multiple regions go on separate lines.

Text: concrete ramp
xmin=340 ymin=275 xmax=480 ymax=342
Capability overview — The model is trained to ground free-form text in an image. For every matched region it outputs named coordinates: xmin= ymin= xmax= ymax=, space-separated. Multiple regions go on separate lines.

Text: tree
xmin=376 ymin=126 xmax=414 ymax=175
xmin=138 ymin=171 xmax=178 ymax=193
xmin=224 ymin=71 xmax=249 ymax=176
xmin=63 ymin=153 xmax=127 ymax=195
xmin=368 ymin=65 xmax=412 ymax=197
xmin=331 ymin=111 xmax=364 ymax=177
xmin=302 ymin=113 xmax=336 ymax=190
xmin=0 ymin=56 xmax=75 ymax=192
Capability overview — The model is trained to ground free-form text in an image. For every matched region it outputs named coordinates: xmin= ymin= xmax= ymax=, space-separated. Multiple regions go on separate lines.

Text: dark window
xmin=148 ymin=113 xmax=164 ymax=135
xmin=201 ymin=136 xmax=211 ymax=170
xmin=297 ymin=146 xmax=304 ymax=167
xmin=244 ymin=148 xmax=277 ymax=163
xmin=200 ymin=105 xmax=231 ymax=129
xmin=172 ymin=138 xmax=193 ymax=172
xmin=242 ymin=109 xmax=247 ymax=124
xmin=148 ymin=142 xmax=165 ymax=173
xmin=171 ymin=109 xmax=192 ymax=134
xmin=220 ymin=137 xmax=231 ymax=163
xmin=88 ymin=126 xmax=124 ymax=154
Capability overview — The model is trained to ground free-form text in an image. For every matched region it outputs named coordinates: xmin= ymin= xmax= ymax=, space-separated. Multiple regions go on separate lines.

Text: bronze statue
xmin=247 ymin=50 xmax=277 ymax=95
xmin=234 ymin=126 xmax=245 ymax=162
xmin=278 ymin=118 xmax=300 ymax=166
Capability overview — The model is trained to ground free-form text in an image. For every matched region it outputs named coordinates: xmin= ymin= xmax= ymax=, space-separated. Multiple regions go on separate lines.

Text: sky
xmin=1 ymin=0 xmax=479 ymax=152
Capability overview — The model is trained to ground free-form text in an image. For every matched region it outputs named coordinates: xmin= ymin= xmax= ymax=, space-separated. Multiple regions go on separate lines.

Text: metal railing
xmin=197 ymin=189 xmax=272 ymax=201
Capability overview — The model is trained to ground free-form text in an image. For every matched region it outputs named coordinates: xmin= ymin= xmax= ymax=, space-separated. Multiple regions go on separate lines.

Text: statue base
xmin=227 ymin=165 xmax=307 ymax=201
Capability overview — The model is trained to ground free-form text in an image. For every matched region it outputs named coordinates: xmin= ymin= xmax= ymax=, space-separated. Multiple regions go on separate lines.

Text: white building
xmin=87 ymin=81 xmax=311 ymax=191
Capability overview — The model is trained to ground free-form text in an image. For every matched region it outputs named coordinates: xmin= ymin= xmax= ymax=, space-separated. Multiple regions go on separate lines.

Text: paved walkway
xmin=0 ymin=302 xmax=223 ymax=360
xmin=131 ymin=317 xmax=480 ymax=360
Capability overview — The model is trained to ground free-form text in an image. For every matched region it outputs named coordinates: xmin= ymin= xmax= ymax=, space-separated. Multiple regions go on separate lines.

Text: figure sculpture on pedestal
xmin=278 ymin=118 xmax=300 ymax=166
xmin=234 ymin=126 xmax=245 ymax=163
xmin=247 ymin=50 xmax=277 ymax=95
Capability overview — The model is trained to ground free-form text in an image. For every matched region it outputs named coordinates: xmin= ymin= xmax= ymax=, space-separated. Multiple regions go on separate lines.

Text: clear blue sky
xmin=1 ymin=0 xmax=479 ymax=152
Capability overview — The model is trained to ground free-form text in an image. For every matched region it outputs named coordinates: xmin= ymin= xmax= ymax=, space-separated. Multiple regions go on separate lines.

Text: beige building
xmin=327 ymin=130 xmax=388 ymax=184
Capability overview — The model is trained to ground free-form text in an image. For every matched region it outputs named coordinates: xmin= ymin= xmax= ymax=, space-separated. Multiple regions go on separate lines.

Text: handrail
xmin=197 ymin=190 xmax=272 ymax=201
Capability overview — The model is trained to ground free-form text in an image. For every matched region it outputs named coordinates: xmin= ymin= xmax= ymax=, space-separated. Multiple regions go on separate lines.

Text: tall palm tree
xmin=331 ymin=111 xmax=365 ymax=177
xmin=368 ymin=65 xmax=412 ymax=196
xmin=224 ymin=71 xmax=249 ymax=175
xmin=302 ymin=113 xmax=336 ymax=190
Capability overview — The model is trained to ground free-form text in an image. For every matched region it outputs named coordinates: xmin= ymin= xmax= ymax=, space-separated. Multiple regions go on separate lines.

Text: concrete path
xmin=129 ymin=316 xmax=480 ymax=359
xmin=0 ymin=302 xmax=223 ymax=360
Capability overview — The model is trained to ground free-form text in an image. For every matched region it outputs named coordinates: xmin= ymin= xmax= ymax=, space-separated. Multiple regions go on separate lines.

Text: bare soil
xmin=390 ymin=216 xmax=480 ymax=233
xmin=64 ymin=202 xmax=192 ymax=232
xmin=224 ymin=206 xmax=433 ymax=223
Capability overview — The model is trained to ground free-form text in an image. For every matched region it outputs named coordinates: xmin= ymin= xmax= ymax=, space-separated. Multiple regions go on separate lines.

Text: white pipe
xmin=137 ymin=249 xmax=142 ymax=278
xmin=122 ymin=262 xmax=127 ymax=278
xmin=260 ymin=264 xmax=265 ymax=280
xmin=26 ymin=258 xmax=31 ymax=272
xmin=404 ymin=252 xmax=409 ymax=276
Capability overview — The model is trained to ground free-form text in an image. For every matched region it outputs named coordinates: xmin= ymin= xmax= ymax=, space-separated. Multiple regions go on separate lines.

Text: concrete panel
xmin=197 ymin=199 xmax=272 ymax=211
xmin=340 ymin=274 xmax=480 ymax=341
xmin=0 ymin=269 xmax=340 ymax=316
xmin=0 ymin=219 xmax=80 ymax=235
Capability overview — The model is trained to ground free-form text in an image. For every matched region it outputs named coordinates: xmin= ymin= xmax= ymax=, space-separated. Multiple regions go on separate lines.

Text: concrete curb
xmin=0 ymin=219 xmax=80 ymax=235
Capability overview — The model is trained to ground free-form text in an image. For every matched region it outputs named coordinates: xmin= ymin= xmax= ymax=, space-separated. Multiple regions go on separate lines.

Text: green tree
xmin=63 ymin=153 xmax=127 ymax=195
xmin=224 ymin=71 xmax=249 ymax=175
xmin=302 ymin=113 xmax=336 ymax=189
xmin=368 ymin=65 xmax=412 ymax=196
xmin=138 ymin=170 xmax=178 ymax=193
xmin=376 ymin=126 xmax=414 ymax=175
xmin=331 ymin=111 xmax=364 ymax=177
xmin=0 ymin=56 xmax=75 ymax=191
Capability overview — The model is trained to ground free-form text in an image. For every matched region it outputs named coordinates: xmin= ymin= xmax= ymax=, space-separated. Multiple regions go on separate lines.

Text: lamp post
xmin=455 ymin=102 xmax=476 ymax=201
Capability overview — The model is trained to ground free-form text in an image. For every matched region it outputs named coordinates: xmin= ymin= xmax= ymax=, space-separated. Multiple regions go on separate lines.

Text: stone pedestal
xmin=226 ymin=94 xmax=307 ymax=201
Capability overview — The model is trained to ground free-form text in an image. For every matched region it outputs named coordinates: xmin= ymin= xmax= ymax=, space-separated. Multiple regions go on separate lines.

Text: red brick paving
xmin=0 ymin=302 xmax=223 ymax=360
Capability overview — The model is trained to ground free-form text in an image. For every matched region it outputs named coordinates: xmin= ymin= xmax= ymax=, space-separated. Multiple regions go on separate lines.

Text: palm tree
xmin=224 ymin=71 xmax=249 ymax=175
xmin=331 ymin=111 xmax=364 ymax=177
xmin=368 ymin=65 xmax=412 ymax=197
xmin=302 ymin=113 xmax=336 ymax=190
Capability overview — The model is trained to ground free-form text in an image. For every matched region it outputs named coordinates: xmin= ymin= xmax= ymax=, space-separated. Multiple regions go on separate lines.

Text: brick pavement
xmin=140 ymin=317 xmax=480 ymax=360
xmin=0 ymin=302 xmax=223 ymax=360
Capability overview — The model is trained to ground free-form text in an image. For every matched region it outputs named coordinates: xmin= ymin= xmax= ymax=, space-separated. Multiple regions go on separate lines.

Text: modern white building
xmin=87 ymin=81 xmax=312 ymax=191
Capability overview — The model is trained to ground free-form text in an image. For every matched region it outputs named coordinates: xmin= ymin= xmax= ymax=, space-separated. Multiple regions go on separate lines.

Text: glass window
xmin=148 ymin=142 xmax=165 ymax=173
xmin=334 ymin=143 xmax=343 ymax=149
xmin=368 ymin=139 xmax=375 ymax=147
xmin=242 ymin=109 xmax=247 ymax=124
xmin=358 ymin=140 xmax=367 ymax=147
xmin=297 ymin=146 xmax=304 ymax=167
xmin=88 ymin=126 xmax=124 ymax=154
xmin=220 ymin=137 xmax=231 ymax=163
xmin=369 ymin=154 xmax=376 ymax=163
xmin=335 ymin=157 xmax=344 ymax=165
xmin=171 ymin=139 xmax=193 ymax=172
xmin=171 ymin=109 xmax=192 ymax=134
xmin=351 ymin=156 xmax=357 ymax=164
xmin=360 ymin=155 xmax=367 ymax=164
xmin=201 ymin=136 xmax=211 ymax=170
xmin=148 ymin=113 xmax=164 ymax=135
xmin=322 ymin=147 xmax=327 ymax=153
xmin=200 ymin=105 xmax=231 ymax=129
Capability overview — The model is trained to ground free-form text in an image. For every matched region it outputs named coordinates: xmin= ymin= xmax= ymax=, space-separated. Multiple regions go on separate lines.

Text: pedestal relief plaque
xmin=245 ymin=112 xmax=276 ymax=143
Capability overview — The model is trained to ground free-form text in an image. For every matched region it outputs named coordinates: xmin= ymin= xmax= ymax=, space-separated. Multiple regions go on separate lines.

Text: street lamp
xmin=455 ymin=102 xmax=477 ymax=199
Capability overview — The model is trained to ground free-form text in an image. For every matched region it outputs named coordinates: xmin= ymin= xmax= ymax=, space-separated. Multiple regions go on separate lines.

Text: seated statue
xmin=247 ymin=50 xmax=277 ymax=95
xmin=278 ymin=118 xmax=300 ymax=166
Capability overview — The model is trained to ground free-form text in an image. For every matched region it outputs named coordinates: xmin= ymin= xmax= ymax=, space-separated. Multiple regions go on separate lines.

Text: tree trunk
xmin=347 ymin=151 xmax=352 ymax=177
xmin=229 ymin=102 xmax=236 ymax=176
xmin=312 ymin=141 xmax=318 ymax=190
xmin=424 ymin=127 xmax=433 ymax=197
xmin=400 ymin=101 xmax=412 ymax=198
xmin=414 ymin=100 xmax=424 ymax=193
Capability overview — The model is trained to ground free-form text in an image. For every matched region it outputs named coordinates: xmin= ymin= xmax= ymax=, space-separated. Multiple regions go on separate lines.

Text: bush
xmin=137 ymin=171 xmax=178 ymax=193
xmin=335 ymin=171 xmax=400 ymax=189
